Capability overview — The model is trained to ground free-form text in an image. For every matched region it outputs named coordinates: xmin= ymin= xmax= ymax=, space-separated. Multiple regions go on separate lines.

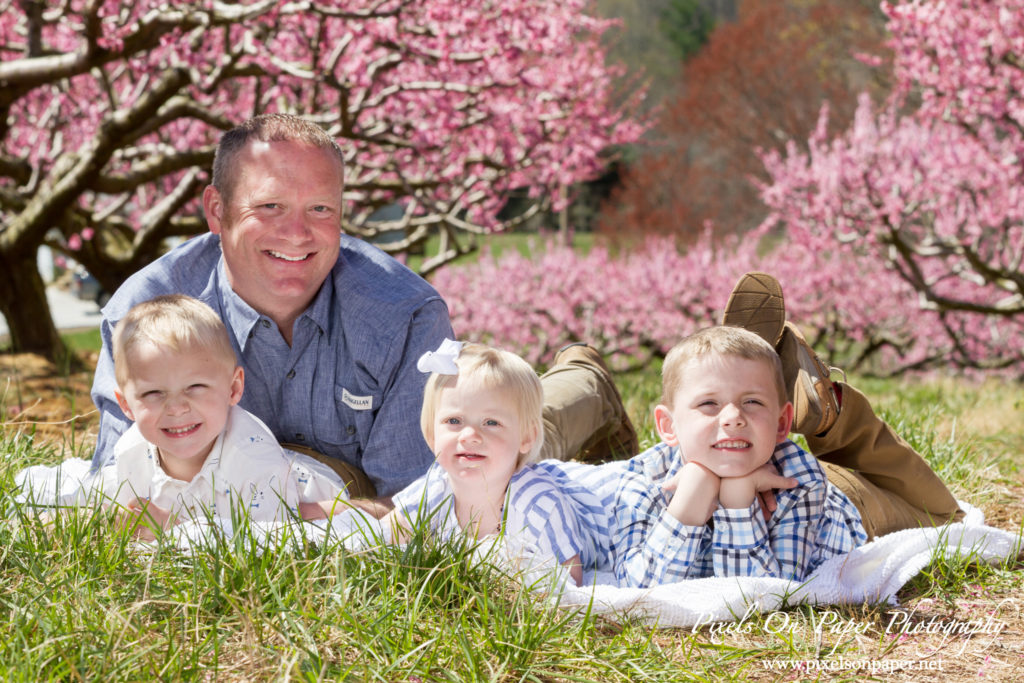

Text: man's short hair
xmin=661 ymin=326 xmax=787 ymax=408
xmin=420 ymin=343 xmax=545 ymax=469
xmin=211 ymin=113 xmax=346 ymax=204
xmin=113 ymin=294 xmax=238 ymax=388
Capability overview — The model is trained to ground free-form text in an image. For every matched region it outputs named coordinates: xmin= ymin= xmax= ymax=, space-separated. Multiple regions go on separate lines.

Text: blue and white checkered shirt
xmin=392 ymin=462 xmax=588 ymax=565
xmin=615 ymin=440 xmax=868 ymax=586
xmin=90 ymin=233 xmax=453 ymax=497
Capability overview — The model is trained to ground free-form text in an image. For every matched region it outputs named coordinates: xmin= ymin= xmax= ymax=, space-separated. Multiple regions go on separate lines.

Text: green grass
xmin=61 ymin=328 xmax=103 ymax=355
xmin=0 ymin=328 xmax=103 ymax=357
xmin=0 ymin=364 xmax=1021 ymax=680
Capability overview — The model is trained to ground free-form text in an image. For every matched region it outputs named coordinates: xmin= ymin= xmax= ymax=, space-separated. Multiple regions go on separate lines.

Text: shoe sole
xmin=722 ymin=272 xmax=786 ymax=346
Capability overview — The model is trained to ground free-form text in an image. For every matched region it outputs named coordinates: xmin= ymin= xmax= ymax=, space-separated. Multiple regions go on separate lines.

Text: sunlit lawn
xmin=1 ymin=348 xmax=1021 ymax=680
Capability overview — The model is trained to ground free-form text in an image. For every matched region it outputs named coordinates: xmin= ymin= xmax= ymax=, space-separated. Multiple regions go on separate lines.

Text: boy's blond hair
xmin=420 ymin=343 xmax=544 ymax=469
xmin=661 ymin=326 xmax=787 ymax=408
xmin=113 ymin=294 xmax=238 ymax=388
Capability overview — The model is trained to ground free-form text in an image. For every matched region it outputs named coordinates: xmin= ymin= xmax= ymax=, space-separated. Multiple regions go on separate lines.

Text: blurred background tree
xmin=596 ymin=0 xmax=890 ymax=243
xmin=0 ymin=0 xmax=643 ymax=363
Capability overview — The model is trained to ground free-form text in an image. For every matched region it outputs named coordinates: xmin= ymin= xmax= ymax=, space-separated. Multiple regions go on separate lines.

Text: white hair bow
xmin=417 ymin=338 xmax=464 ymax=375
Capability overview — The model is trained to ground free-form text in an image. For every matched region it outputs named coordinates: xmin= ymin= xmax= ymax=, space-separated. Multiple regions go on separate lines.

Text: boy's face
xmin=116 ymin=341 xmax=244 ymax=478
xmin=431 ymin=379 xmax=536 ymax=494
xmin=654 ymin=354 xmax=793 ymax=478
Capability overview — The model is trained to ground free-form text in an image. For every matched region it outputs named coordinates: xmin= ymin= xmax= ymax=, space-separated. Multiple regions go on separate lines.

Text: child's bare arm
xmin=718 ymin=463 xmax=797 ymax=511
xmin=664 ymin=462 xmax=721 ymax=526
xmin=114 ymin=498 xmax=176 ymax=541
xmin=563 ymin=553 xmax=583 ymax=586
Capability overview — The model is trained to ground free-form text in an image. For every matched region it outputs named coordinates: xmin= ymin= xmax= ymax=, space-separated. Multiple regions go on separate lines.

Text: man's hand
xmin=347 ymin=496 xmax=395 ymax=519
xmin=719 ymin=463 xmax=797 ymax=513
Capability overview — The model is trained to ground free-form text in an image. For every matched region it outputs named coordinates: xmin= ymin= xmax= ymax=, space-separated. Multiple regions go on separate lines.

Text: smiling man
xmin=90 ymin=115 xmax=454 ymax=501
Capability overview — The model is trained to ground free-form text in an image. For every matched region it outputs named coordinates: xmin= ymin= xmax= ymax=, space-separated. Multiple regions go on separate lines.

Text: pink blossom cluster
xmin=1 ymin=0 xmax=644 ymax=255
xmin=884 ymin=0 xmax=1024 ymax=130
xmin=431 ymin=234 xmax=760 ymax=368
xmin=753 ymin=0 xmax=1024 ymax=373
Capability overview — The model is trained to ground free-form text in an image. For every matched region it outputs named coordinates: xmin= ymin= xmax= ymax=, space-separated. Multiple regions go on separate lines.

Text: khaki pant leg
xmin=281 ymin=443 xmax=377 ymax=500
xmin=809 ymin=384 xmax=962 ymax=525
xmin=823 ymin=463 xmax=962 ymax=539
xmin=538 ymin=362 xmax=618 ymax=461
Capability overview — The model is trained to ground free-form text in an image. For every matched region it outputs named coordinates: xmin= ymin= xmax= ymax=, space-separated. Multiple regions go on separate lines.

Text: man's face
xmin=654 ymin=355 xmax=793 ymax=478
xmin=204 ymin=140 xmax=344 ymax=333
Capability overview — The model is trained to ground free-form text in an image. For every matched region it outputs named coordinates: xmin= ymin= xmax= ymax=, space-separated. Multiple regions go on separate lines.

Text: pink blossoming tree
xmin=428 ymin=0 xmax=1024 ymax=377
xmin=756 ymin=0 xmax=1024 ymax=372
xmin=0 ymin=0 xmax=642 ymax=362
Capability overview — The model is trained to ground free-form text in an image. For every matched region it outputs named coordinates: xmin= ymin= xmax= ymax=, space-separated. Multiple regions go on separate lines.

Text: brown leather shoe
xmin=723 ymin=272 xmax=840 ymax=436
xmin=553 ymin=343 xmax=639 ymax=462
xmin=776 ymin=322 xmax=841 ymax=436
xmin=722 ymin=271 xmax=786 ymax=346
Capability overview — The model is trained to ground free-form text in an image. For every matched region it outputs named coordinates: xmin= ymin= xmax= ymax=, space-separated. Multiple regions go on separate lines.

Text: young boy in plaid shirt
xmin=611 ymin=325 xmax=867 ymax=586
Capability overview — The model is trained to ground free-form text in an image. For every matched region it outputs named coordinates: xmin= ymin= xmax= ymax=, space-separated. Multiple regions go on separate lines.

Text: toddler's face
xmin=116 ymin=342 xmax=243 ymax=478
xmin=655 ymin=355 xmax=792 ymax=478
xmin=431 ymin=379 xmax=535 ymax=494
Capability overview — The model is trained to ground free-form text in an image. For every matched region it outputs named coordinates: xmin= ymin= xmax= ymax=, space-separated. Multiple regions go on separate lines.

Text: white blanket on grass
xmin=560 ymin=502 xmax=1020 ymax=627
xmin=12 ymin=458 xmax=384 ymax=547
xmin=15 ymin=460 xmax=1020 ymax=628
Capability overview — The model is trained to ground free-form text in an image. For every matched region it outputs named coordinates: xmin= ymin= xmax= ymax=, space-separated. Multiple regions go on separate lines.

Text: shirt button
xmin=286 ymin=369 xmax=296 ymax=379
xmin=346 ymin=426 xmax=356 ymax=435
xmin=247 ymin=331 xmax=254 ymax=339
xmin=295 ymin=433 xmax=305 ymax=442
xmin=261 ymin=319 xmax=271 ymax=328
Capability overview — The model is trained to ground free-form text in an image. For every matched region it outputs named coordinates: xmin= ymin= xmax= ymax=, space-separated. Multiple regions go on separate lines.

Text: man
xmin=92 ymin=113 xmax=634 ymax=506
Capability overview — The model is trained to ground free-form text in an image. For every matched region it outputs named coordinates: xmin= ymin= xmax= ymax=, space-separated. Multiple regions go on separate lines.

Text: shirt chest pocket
xmin=315 ymin=385 xmax=381 ymax=458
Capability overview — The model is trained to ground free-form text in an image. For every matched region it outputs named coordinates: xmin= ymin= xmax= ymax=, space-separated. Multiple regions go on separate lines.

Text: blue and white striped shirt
xmin=90 ymin=233 xmax=453 ymax=496
xmin=392 ymin=462 xmax=587 ymax=565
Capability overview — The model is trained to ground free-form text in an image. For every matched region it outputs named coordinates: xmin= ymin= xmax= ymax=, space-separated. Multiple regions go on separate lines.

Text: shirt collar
xmin=303 ymin=265 xmax=334 ymax=337
xmin=148 ymin=428 xmax=226 ymax=496
xmin=217 ymin=257 xmax=262 ymax=352
xmin=216 ymin=256 xmax=333 ymax=349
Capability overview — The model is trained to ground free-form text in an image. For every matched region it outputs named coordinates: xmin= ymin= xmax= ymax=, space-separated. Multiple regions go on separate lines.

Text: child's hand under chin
xmin=718 ymin=462 xmax=797 ymax=514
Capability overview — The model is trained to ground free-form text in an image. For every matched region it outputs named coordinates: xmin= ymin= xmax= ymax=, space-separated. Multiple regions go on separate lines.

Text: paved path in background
xmin=0 ymin=286 xmax=103 ymax=340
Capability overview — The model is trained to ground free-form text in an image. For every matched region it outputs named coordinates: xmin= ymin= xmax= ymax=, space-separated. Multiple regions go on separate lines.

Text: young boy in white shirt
xmin=111 ymin=294 xmax=348 ymax=537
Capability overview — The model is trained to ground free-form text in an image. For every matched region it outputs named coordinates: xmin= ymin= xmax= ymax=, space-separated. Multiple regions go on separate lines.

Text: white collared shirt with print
xmin=113 ymin=405 xmax=348 ymax=523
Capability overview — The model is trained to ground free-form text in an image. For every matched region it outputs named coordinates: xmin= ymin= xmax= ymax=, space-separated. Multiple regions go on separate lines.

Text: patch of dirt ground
xmin=1 ymin=352 xmax=100 ymax=456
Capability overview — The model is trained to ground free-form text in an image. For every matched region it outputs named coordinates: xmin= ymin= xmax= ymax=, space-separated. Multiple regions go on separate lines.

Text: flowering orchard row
xmin=432 ymin=232 xmax=1023 ymax=377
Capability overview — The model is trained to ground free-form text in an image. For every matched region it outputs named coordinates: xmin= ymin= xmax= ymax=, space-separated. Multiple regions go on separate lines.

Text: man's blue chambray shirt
xmin=613 ymin=440 xmax=868 ymax=586
xmin=90 ymin=233 xmax=454 ymax=497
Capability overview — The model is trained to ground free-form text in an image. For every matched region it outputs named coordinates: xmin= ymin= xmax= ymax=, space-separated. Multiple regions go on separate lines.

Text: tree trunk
xmin=0 ymin=249 xmax=70 ymax=365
